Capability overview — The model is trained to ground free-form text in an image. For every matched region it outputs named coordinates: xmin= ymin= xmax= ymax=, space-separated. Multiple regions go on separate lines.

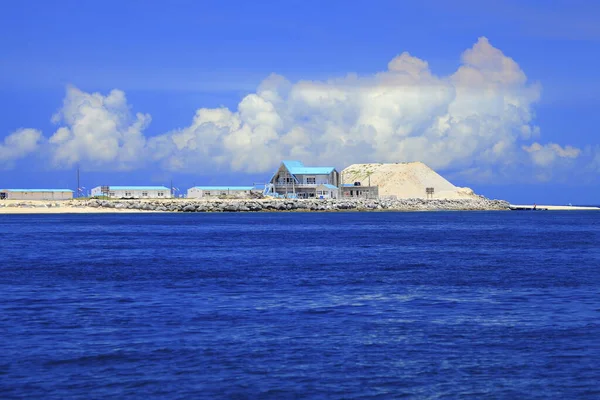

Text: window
xmin=125 ymin=192 xmax=132 ymax=197
xmin=109 ymin=192 xmax=115 ymax=197
xmin=158 ymin=192 xmax=164 ymax=197
xmin=205 ymin=191 xmax=211 ymax=196
xmin=307 ymin=177 xmax=316 ymax=184
xmin=142 ymin=192 xmax=148 ymax=197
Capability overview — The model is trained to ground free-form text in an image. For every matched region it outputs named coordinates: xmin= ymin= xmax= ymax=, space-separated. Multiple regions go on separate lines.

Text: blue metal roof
xmin=193 ymin=186 xmax=254 ymax=191
xmin=2 ymin=189 xmax=73 ymax=192
xmin=108 ymin=186 xmax=169 ymax=190
xmin=282 ymin=160 xmax=304 ymax=170
xmin=282 ymin=160 xmax=335 ymax=175
xmin=293 ymin=167 xmax=336 ymax=174
xmin=322 ymin=184 xmax=339 ymax=190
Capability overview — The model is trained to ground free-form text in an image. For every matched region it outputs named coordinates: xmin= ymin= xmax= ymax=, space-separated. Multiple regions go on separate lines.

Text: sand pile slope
xmin=341 ymin=162 xmax=479 ymax=199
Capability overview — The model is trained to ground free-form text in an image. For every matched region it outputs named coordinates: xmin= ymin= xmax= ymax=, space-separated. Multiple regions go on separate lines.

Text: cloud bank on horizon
xmin=0 ymin=37 xmax=588 ymax=181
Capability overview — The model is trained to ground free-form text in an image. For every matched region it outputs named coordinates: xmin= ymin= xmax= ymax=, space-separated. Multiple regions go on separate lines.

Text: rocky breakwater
xmin=79 ymin=197 xmax=510 ymax=212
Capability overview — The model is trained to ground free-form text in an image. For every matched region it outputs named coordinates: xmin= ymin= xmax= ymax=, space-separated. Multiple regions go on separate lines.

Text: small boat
xmin=509 ymin=205 xmax=549 ymax=211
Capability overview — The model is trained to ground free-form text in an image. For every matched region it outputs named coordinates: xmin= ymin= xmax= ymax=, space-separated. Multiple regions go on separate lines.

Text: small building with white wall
xmin=0 ymin=189 xmax=74 ymax=200
xmin=341 ymin=183 xmax=379 ymax=199
xmin=187 ymin=186 xmax=256 ymax=199
xmin=315 ymin=184 xmax=340 ymax=199
xmin=91 ymin=186 xmax=172 ymax=199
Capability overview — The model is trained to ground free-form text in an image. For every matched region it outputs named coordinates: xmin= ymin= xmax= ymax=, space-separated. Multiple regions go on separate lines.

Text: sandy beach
xmin=0 ymin=200 xmax=154 ymax=214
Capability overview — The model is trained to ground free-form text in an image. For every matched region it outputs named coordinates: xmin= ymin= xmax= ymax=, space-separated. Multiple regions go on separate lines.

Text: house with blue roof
xmin=90 ymin=186 xmax=172 ymax=199
xmin=266 ymin=161 xmax=340 ymax=199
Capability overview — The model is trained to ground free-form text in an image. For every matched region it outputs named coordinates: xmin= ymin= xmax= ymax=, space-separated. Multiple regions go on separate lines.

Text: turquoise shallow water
xmin=1 ymin=212 xmax=599 ymax=399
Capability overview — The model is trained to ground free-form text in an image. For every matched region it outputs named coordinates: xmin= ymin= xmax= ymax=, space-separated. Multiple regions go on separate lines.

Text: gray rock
xmin=182 ymin=204 xmax=196 ymax=212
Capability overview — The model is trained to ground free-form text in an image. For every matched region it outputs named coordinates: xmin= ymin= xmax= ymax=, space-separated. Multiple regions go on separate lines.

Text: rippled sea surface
xmin=1 ymin=212 xmax=599 ymax=399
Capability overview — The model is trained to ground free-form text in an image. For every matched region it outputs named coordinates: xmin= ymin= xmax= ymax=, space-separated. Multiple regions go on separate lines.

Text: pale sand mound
xmin=341 ymin=162 xmax=479 ymax=199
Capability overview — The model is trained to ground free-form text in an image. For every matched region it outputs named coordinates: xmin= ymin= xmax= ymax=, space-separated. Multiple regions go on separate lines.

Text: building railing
xmin=274 ymin=182 xmax=334 ymax=187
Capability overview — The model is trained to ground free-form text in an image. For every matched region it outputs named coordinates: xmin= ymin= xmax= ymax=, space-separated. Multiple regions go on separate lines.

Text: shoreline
xmin=0 ymin=207 xmax=155 ymax=214
xmin=2 ymin=198 xmax=599 ymax=215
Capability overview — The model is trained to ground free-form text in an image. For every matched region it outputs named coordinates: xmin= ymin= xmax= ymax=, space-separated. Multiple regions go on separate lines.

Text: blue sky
xmin=1 ymin=0 xmax=599 ymax=203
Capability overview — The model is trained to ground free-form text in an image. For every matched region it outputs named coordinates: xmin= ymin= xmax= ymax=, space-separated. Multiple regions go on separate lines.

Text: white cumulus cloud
xmin=0 ymin=128 xmax=43 ymax=169
xmin=49 ymin=85 xmax=151 ymax=170
xmin=523 ymin=142 xmax=581 ymax=167
xmin=150 ymin=37 xmax=553 ymax=175
xmin=7 ymin=37 xmax=588 ymax=182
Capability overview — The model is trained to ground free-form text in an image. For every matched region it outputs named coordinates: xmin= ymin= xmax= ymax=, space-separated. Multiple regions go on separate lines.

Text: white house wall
xmin=111 ymin=189 xmax=170 ymax=199
xmin=295 ymin=174 xmax=332 ymax=185
xmin=187 ymin=188 xmax=254 ymax=199
xmin=2 ymin=191 xmax=73 ymax=200
xmin=90 ymin=187 xmax=171 ymax=199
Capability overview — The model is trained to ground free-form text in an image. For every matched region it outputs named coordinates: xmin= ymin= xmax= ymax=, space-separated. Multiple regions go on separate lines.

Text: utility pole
xmin=77 ymin=165 xmax=80 ymax=198
xmin=170 ymin=179 xmax=173 ymax=198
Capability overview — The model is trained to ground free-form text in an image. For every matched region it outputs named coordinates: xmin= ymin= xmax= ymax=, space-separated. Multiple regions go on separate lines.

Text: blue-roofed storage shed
xmin=0 ymin=189 xmax=73 ymax=200
xmin=90 ymin=186 xmax=172 ymax=199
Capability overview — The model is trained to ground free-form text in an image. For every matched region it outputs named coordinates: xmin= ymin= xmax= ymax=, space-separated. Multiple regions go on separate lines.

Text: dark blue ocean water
xmin=1 ymin=212 xmax=599 ymax=399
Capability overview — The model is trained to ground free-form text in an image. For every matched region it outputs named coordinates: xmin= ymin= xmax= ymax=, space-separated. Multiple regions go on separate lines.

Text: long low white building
xmin=91 ymin=186 xmax=172 ymax=199
xmin=0 ymin=189 xmax=73 ymax=200
xmin=187 ymin=186 xmax=256 ymax=199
